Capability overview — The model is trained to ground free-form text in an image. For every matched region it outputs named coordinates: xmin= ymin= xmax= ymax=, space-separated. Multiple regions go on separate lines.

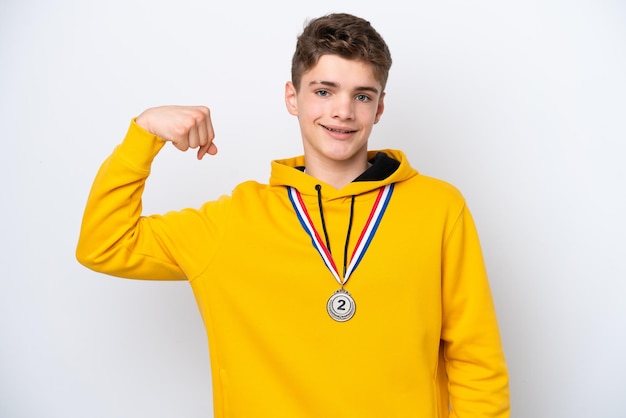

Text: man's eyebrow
xmin=308 ymin=80 xmax=380 ymax=94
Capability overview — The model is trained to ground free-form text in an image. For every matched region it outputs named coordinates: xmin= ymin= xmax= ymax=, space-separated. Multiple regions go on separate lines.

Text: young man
xmin=77 ymin=13 xmax=510 ymax=418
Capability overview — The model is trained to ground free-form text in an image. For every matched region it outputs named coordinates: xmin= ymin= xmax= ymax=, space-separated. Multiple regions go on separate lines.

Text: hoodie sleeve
xmin=75 ymin=120 xmax=228 ymax=281
xmin=440 ymin=203 xmax=511 ymax=417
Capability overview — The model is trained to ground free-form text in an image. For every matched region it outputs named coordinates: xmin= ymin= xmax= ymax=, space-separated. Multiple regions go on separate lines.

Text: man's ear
xmin=374 ymin=92 xmax=385 ymax=124
xmin=285 ymin=81 xmax=298 ymax=116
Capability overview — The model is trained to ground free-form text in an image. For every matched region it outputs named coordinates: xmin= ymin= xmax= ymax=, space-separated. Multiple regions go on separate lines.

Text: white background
xmin=1 ymin=0 xmax=625 ymax=417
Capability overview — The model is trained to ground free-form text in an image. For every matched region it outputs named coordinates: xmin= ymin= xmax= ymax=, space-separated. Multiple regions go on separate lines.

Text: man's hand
xmin=136 ymin=105 xmax=218 ymax=160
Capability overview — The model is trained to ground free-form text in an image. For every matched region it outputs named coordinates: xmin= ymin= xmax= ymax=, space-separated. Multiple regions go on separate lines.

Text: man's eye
xmin=316 ymin=90 xmax=329 ymax=97
xmin=356 ymin=94 xmax=371 ymax=102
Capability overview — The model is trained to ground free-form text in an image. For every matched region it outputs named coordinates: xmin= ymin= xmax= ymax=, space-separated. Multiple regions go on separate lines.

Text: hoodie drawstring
xmin=314 ymin=185 xmax=331 ymax=253
xmin=315 ymin=184 xmax=356 ymax=281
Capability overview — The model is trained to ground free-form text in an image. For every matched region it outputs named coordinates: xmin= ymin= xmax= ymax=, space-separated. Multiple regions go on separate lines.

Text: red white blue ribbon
xmin=287 ymin=184 xmax=394 ymax=287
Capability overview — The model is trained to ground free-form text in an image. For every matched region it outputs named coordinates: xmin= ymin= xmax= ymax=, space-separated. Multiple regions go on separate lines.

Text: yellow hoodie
xmin=77 ymin=120 xmax=510 ymax=417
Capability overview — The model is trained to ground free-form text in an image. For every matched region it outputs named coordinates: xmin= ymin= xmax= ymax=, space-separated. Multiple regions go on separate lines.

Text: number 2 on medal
xmin=336 ymin=299 xmax=346 ymax=311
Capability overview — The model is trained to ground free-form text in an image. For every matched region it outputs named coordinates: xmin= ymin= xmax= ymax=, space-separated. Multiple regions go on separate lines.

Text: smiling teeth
xmin=325 ymin=126 xmax=353 ymax=133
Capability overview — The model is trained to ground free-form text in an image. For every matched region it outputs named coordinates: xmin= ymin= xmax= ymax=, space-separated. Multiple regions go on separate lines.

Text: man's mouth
xmin=321 ymin=124 xmax=357 ymax=134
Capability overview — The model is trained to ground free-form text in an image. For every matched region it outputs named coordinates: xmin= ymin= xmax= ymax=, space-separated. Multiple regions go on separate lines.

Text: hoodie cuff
xmin=115 ymin=118 xmax=167 ymax=171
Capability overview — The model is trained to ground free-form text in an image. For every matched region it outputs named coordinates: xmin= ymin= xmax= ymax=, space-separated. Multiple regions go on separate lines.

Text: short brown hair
xmin=291 ymin=13 xmax=392 ymax=91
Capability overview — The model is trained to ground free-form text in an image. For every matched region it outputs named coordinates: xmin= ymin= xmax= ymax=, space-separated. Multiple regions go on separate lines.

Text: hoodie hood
xmin=270 ymin=149 xmax=419 ymax=199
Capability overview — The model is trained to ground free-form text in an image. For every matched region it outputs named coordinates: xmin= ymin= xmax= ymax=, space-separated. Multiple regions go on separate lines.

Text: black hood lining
xmin=295 ymin=152 xmax=400 ymax=182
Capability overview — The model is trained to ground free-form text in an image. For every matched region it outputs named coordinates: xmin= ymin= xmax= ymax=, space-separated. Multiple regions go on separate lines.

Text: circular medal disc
xmin=327 ymin=289 xmax=356 ymax=322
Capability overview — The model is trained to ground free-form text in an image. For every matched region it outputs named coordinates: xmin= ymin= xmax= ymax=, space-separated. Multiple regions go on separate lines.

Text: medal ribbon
xmin=287 ymin=184 xmax=394 ymax=287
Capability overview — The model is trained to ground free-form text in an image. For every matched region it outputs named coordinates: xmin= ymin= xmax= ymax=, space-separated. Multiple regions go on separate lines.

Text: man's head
xmin=290 ymin=13 xmax=392 ymax=92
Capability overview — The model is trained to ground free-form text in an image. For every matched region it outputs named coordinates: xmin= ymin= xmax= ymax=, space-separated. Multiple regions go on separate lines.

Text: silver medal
xmin=327 ymin=289 xmax=356 ymax=322
xmin=289 ymin=185 xmax=394 ymax=324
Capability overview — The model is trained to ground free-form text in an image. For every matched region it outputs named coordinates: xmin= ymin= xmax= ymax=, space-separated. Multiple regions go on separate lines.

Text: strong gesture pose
xmin=77 ymin=13 xmax=510 ymax=418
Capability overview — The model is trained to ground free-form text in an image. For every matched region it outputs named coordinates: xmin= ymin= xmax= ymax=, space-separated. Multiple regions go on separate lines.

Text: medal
xmin=327 ymin=289 xmax=356 ymax=322
xmin=288 ymin=183 xmax=394 ymax=322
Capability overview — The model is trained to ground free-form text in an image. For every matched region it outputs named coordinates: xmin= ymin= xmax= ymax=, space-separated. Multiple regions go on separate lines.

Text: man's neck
xmin=304 ymin=157 xmax=371 ymax=189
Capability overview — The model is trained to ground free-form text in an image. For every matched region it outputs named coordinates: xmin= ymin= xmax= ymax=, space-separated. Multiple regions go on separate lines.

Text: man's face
xmin=285 ymin=55 xmax=385 ymax=168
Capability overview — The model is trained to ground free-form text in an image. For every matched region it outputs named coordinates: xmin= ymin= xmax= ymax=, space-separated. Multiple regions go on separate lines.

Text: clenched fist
xmin=136 ymin=105 xmax=218 ymax=160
